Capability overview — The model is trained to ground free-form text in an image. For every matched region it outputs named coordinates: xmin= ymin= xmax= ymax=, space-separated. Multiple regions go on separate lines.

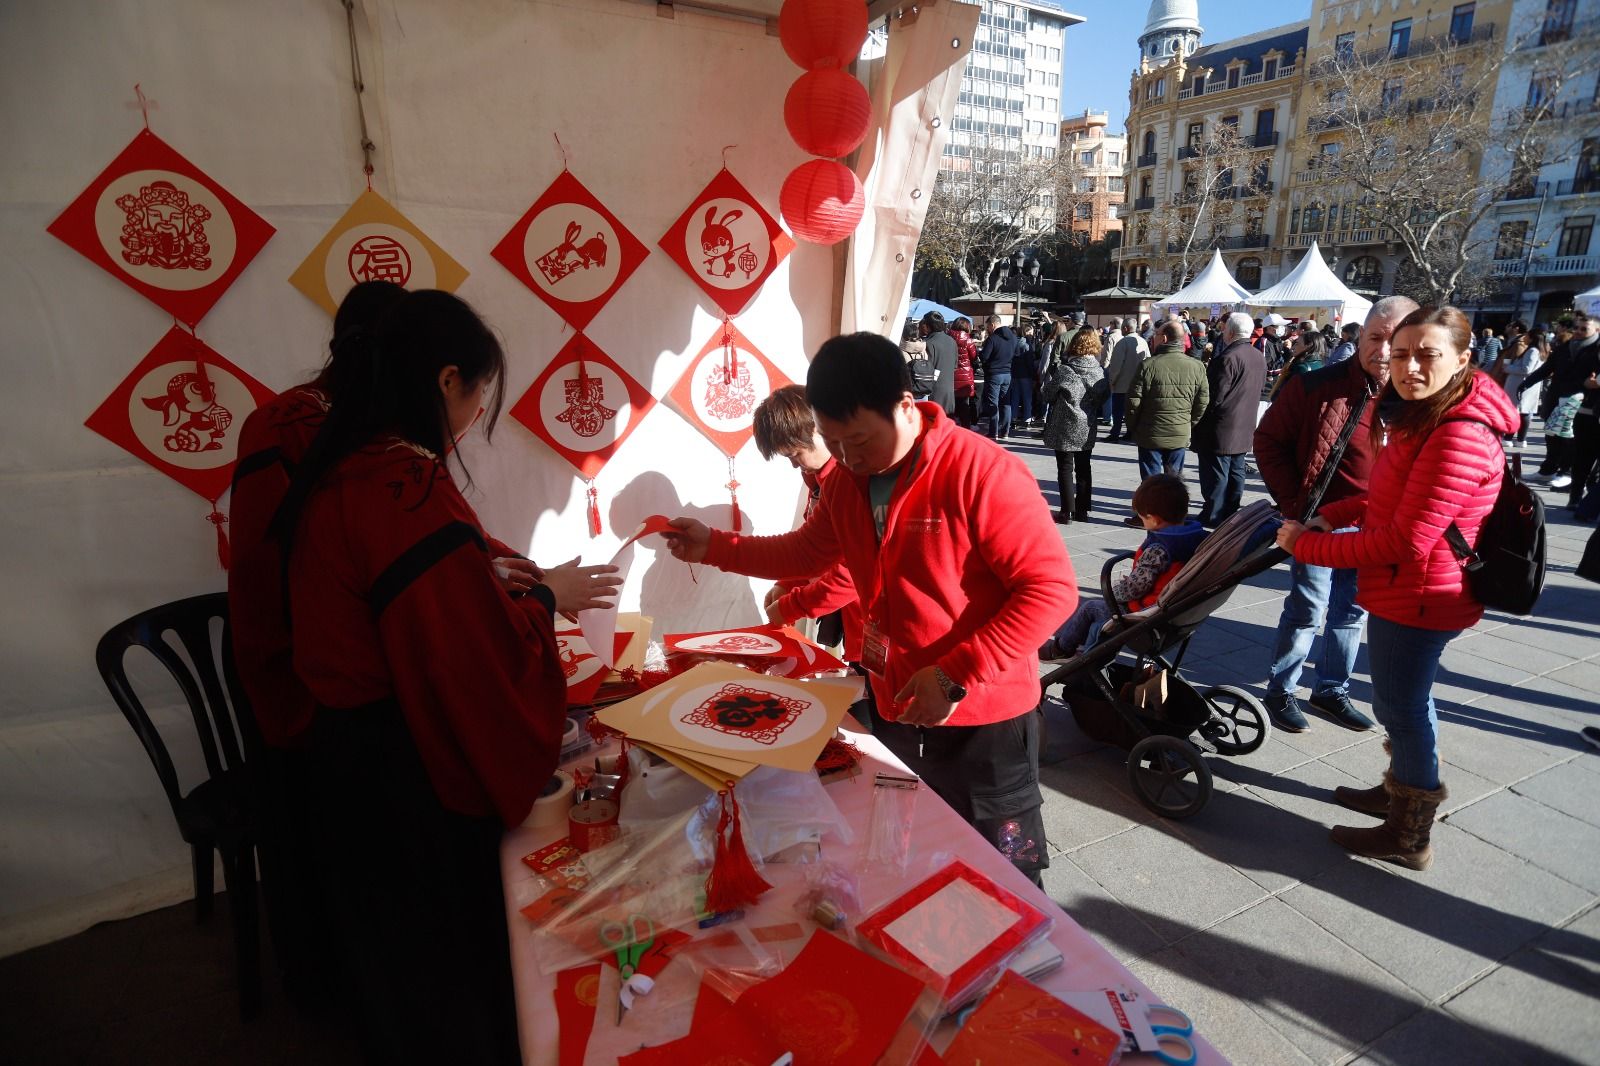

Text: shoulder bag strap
xmin=1297 ymin=385 xmax=1372 ymax=523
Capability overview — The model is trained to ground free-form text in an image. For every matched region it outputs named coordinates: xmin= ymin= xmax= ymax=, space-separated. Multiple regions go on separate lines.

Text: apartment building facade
xmin=1060 ymin=110 xmax=1127 ymax=240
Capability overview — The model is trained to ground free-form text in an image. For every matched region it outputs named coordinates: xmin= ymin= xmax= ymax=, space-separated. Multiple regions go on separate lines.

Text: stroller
xmin=1040 ymin=500 xmax=1286 ymax=819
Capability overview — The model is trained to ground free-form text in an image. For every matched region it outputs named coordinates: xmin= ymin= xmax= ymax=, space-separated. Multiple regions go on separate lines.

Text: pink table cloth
xmin=500 ymin=730 xmax=1228 ymax=1065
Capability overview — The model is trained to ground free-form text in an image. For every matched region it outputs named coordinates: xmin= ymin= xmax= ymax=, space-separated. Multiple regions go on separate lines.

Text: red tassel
xmin=586 ymin=483 xmax=601 ymax=537
xmin=704 ymin=787 xmax=772 ymax=914
xmin=206 ymin=507 xmax=230 ymax=570
xmin=726 ymin=457 xmax=741 ymax=533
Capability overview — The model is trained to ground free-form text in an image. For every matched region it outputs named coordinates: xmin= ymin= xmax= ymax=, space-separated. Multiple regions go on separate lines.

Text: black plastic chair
xmin=95 ymin=591 xmax=262 ymax=1018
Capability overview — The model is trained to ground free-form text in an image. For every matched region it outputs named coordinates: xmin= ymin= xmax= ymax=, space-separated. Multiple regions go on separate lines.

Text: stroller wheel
xmin=1198 ymin=685 xmax=1271 ymax=756
xmin=1127 ymin=736 xmax=1213 ymax=819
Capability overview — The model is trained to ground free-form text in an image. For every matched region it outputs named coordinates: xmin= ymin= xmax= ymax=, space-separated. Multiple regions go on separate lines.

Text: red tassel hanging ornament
xmin=726 ymin=457 xmax=742 ymax=533
xmin=206 ymin=505 xmax=230 ymax=570
xmin=704 ymin=786 xmax=772 ymax=914
xmin=720 ymin=317 xmax=737 ymax=384
xmin=586 ymin=481 xmax=602 ymax=537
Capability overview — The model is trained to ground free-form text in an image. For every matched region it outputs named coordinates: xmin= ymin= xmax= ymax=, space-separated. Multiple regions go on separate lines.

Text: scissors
xmin=598 ymin=913 xmax=654 ymax=1023
xmin=1145 ymin=1003 xmax=1197 ymax=1066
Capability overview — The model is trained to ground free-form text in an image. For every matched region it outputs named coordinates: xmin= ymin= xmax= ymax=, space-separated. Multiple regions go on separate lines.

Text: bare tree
xmin=1148 ymin=121 xmax=1259 ymax=289
xmin=916 ymin=138 xmax=1085 ymax=293
xmin=1305 ymin=24 xmax=1600 ymax=304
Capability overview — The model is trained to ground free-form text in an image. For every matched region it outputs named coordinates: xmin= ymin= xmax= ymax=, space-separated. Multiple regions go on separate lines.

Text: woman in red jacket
xmin=951 ymin=317 xmax=979 ymax=428
xmin=1275 ymin=306 xmax=1517 ymax=871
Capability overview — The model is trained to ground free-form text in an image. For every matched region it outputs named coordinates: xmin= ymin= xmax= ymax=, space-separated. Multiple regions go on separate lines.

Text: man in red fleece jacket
xmin=666 ymin=333 xmax=1077 ymax=884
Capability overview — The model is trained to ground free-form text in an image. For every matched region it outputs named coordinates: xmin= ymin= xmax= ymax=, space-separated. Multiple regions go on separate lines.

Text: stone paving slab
xmin=1156 ymin=783 xmax=1353 ymax=895
xmin=1446 ymin=790 xmax=1600 ymax=894
xmin=1040 ymin=855 xmax=1169 ymax=964
xmin=1441 ymin=929 xmax=1600 ymax=1065
xmin=1346 ymin=1007 xmax=1553 ymax=1066
xmin=1510 ymin=759 xmax=1600 ymax=825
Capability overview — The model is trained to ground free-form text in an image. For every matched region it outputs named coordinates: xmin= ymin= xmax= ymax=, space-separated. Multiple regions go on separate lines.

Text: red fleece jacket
xmin=705 ymin=403 xmax=1076 ymax=726
xmin=1295 ymin=372 xmax=1518 ymax=631
xmin=772 ymin=458 xmax=864 ymax=660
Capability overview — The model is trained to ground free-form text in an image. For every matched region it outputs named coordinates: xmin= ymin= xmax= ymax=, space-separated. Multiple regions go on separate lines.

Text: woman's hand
xmin=538 ymin=559 xmax=622 ymax=614
xmin=493 ymin=556 xmax=541 ymax=593
xmin=662 ymin=517 xmax=710 ymax=562
xmin=1276 ymin=520 xmax=1307 ymax=551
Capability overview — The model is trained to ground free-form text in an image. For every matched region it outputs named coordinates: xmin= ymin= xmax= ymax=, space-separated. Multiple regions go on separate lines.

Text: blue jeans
xmin=1109 ymin=394 xmax=1127 ymax=439
xmin=1266 ymin=532 xmax=1365 ymax=699
xmin=1012 ymin=377 xmax=1037 ymax=423
xmin=983 ymin=374 xmax=1013 ymax=438
xmin=1367 ymin=616 xmax=1461 ymax=790
xmin=1137 ymin=446 xmax=1187 ymax=478
xmin=1196 ymin=451 xmax=1248 ymax=527
xmin=1051 ymin=599 xmax=1112 ymax=656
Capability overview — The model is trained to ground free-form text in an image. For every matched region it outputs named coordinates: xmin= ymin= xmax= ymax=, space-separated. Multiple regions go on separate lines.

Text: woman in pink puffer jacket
xmin=1277 ymin=305 xmax=1517 ymax=872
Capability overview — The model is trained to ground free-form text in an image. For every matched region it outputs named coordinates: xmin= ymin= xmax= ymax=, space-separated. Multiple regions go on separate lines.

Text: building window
xmin=1335 ymin=32 xmax=1355 ymax=63
xmin=1139 ymin=175 xmax=1152 ymax=198
xmin=1154 ymin=77 xmax=1163 ymax=96
xmin=1319 ymin=141 xmax=1342 ymax=167
xmin=1528 ymin=72 xmax=1556 ymax=111
xmin=1192 ymin=73 xmax=1205 ymax=96
xmin=1252 ymin=160 xmax=1270 ymax=187
xmin=1343 ymin=255 xmax=1383 ymax=288
xmin=1109 ymin=176 xmax=1126 ymax=192
xmin=1255 ymin=108 xmax=1276 ymax=140
xmin=1558 ymin=217 xmax=1593 ymax=257
xmin=1494 ymin=221 xmax=1530 ymax=260
xmin=1077 ymin=203 xmax=1092 ymax=220
xmin=1389 ymin=18 xmax=1412 ymax=57
xmin=1236 ymin=257 xmax=1262 ymax=288
xmin=1450 ymin=3 xmax=1476 ymax=41
xmin=1080 ymin=150 xmax=1095 ymax=165
xmin=1264 ymin=57 xmax=1279 ymax=80
xmin=1143 ymin=130 xmax=1156 ymax=156
xmin=1290 ymin=207 xmax=1301 ymax=234
xmin=1543 ymin=0 xmax=1577 ymax=45
xmin=1107 ymin=151 xmax=1121 ymax=166
xmin=1187 ymin=122 xmax=1203 ymax=148
xmin=1222 ymin=114 xmax=1239 ymax=129
xmin=1304 ymin=202 xmax=1325 ymax=231
xmin=1227 ymin=66 xmax=1241 ymax=89
xmin=1382 ymin=77 xmax=1405 ymax=109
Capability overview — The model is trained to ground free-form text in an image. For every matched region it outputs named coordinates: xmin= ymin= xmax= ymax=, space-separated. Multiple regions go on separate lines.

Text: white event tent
xmin=1575 ymin=283 xmax=1600 ymax=316
xmin=1154 ymin=249 xmax=1252 ymax=315
xmin=1247 ymin=241 xmax=1372 ymax=327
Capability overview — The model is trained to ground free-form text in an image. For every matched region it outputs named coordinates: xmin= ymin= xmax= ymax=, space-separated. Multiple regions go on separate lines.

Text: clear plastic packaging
xmin=863 ymin=771 xmax=920 ymax=877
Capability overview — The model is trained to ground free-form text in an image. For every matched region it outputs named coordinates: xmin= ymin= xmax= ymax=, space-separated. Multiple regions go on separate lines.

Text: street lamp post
xmin=1011 ymin=249 xmax=1043 ymax=326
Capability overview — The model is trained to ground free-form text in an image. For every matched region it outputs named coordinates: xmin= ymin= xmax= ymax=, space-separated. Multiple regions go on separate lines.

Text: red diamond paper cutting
xmin=47 ymin=128 xmax=275 ymax=327
xmin=667 ymin=322 xmax=794 ymax=457
xmin=509 ymin=333 xmax=654 ymax=481
xmin=491 ymin=170 xmax=649 ymax=332
xmin=658 ymin=168 xmax=793 ymax=318
xmin=287 ymin=188 xmax=468 ymax=317
xmin=86 ymin=326 xmax=276 ymax=502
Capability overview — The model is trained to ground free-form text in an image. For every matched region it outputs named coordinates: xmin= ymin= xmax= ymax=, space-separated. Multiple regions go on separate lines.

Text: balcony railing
xmin=1137 ymin=152 xmax=1158 ymax=168
xmin=1215 ymin=182 xmax=1275 ymax=201
xmin=1315 ymin=23 xmax=1497 ymax=73
xmin=1175 ymin=64 xmax=1298 ymax=102
xmin=1245 ymin=131 xmax=1280 ymax=149
xmin=1523 ymin=16 xmax=1600 ymax=49
xmin=1492 ymin=254 xmax=1600 ymax=277
xmin=1168 ymin=234 xmax=1271 ymax=253
xmin=1501 ymin=181 xmax=1549 ymax=202
xmin=1133 ymin=196 xmax=1156 ymax=211
xmin=1177 ymin=144 xmax=1201 ymax=160
xmin=1556 ymin=176 xmax=1600 ymax=196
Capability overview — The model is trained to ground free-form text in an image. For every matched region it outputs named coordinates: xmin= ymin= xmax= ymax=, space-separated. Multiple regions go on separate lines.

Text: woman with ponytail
xmin=275 ymin=290 xmax=619 ymax=1064
xmin=1275 ymin=306 xmax=1517 ymax=871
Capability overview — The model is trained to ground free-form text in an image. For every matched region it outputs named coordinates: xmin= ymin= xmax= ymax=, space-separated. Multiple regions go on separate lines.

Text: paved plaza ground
xmin=1010 ymin=421 xmax=1600 ymax=1065
xmin=2 ymin=415 xmax=1596 ymax=1066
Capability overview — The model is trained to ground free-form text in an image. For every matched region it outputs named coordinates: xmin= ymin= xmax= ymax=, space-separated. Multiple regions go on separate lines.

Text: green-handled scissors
xmin=598 ymin=913 xmax=654 ymax=1023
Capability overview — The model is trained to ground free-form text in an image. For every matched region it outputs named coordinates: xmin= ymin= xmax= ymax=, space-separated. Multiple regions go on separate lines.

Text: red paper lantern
xmin=784 ymin=69 xmax=871 ymax=159
xmin=780 ymin=159 xmax=865 ymax=246
xmin=778 ymin=0 xmax=869 ymax=71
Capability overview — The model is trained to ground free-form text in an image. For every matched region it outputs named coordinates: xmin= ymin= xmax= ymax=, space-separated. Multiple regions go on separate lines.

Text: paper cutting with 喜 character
xmin=491 ymin=169 xmax=649 ymax=331
xmin=47 ymin=128 xmax=274 ymax=326
xmin=287 ymin=188 xmax=468 ymax=316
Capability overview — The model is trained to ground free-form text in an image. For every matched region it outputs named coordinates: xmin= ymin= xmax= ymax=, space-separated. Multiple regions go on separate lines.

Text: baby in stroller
xmin=1041 ymin=474 xmax=1208 ymax=661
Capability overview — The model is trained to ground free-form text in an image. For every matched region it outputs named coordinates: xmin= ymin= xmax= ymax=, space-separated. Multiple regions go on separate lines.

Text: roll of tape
xmin=562 ymin=716 xmax=580 ymax=750
xmin=525 ymin=770 xmax=575 ymax=833
xmin=569 ymin=798 xmax=621 ymax=852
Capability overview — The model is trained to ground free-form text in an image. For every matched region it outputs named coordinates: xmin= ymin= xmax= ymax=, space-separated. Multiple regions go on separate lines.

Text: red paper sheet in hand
xmin=615 ymin=514 xmax=675 ymax=554
xmin=736 ymin=929 xmax=927 ymax=1066
xmin=942 ymin=970 xmax=1122 ymax=1066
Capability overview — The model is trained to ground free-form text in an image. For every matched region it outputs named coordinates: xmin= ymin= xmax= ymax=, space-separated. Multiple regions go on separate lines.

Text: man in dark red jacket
xmin=1193 ymin=312 xmax=1267 ymax=527
xmin=1253 ymin=296 xmax=1417 ymax=733
xmin=666 ymin=333 xmax=1076 ymax=885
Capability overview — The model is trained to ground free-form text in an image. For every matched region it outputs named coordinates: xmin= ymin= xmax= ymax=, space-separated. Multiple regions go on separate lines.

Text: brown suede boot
xmin=1331 ymin=771 xmax=1446 ymax=871
xmin=1333 ymin=738 xmax=1392 ymax=816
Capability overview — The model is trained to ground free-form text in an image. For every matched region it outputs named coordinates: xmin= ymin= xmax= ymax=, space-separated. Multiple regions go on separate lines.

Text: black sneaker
xmin=1583 ymin=725 xmax=1600 ymax=752
xmin=1309 ymin=692 xmax=1375 ymax=731
xmin=1264 ymin=693 xmax=1310 ymax=733
xmin=1122 ymin=515 xmax=1144 ymax=528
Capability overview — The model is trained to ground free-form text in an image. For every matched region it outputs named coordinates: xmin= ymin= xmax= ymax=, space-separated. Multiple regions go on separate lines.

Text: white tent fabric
xmin=1247 ymin=241 xmax=1373 ymax=326
xmin=1154 ymin=249 xmax=1251 ymax=313
xmin=1575 ymin=284 xmax=1600 ymax=315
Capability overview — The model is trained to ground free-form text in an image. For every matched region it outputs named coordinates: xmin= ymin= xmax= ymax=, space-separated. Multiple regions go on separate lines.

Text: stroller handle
xmin=1099 ymin=550 xmax=1136 ymax=623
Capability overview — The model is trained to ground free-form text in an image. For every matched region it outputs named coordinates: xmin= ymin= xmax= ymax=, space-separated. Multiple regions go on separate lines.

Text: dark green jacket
xmin=1126 ymin=343 xmax=1210 ymax=449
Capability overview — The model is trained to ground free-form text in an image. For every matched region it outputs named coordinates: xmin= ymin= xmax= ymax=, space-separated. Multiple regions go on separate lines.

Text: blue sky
xmin=1058 ymin=0 xmax=1313 ymax=132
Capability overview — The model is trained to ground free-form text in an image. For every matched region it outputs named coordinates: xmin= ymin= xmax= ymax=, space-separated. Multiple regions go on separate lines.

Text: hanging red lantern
xmin=783 ymin=68 xmax=871 ymax=159
xmin=778 ymin=0 xmax=869 ymax=71
xmin=780 ymin=159 xmax=865 ymax=246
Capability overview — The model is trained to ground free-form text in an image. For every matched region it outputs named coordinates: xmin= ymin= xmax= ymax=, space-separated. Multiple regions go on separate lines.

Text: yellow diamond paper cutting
xmin=288 ymin=188 xmax=468 ymax=316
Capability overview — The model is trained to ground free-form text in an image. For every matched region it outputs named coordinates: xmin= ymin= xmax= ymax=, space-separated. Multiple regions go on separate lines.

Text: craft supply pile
xmin=518 ymin=613 xmax=1202 ymax=1065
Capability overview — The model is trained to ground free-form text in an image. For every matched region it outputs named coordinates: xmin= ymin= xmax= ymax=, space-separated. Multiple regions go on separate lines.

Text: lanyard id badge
xmin=861 ymin=619 xmax=891 ymax=676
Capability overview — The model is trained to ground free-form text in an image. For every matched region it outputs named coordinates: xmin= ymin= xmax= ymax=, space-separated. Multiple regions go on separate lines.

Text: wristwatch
xmin=933 ymin=665 xmax=967 ymax=702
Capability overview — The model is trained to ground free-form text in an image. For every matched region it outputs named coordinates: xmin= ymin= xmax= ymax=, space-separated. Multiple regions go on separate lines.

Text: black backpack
xmin=908 ymin=355 xmax=936 ymax=397
xmin=1441 ymin=426 xmax=1546 ymax=616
